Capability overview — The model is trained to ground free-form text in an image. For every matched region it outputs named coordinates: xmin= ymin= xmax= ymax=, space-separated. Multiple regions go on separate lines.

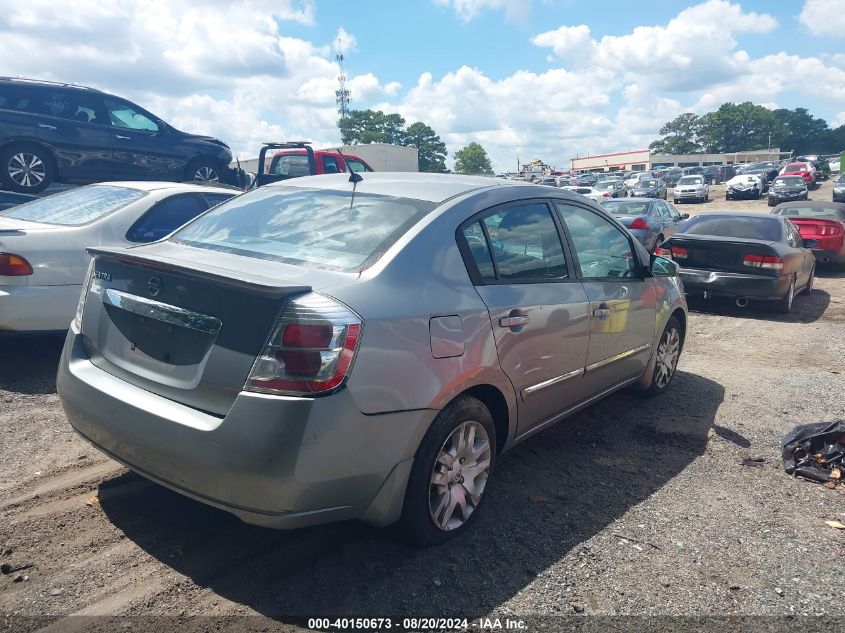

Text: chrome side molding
xmin=585 ymin=343 xmax=651 ymax=372
xmin=522 ymin=367 xmax=584 ymax=400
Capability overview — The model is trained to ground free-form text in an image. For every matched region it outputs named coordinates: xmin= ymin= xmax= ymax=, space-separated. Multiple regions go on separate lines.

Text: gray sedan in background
xmin=0 ymin=182 xmax=235 ymax=331
xmin=602 ymin=198 xmax=689 ymax=252
xmin=58 ymin=173 xmax=687 ymax=546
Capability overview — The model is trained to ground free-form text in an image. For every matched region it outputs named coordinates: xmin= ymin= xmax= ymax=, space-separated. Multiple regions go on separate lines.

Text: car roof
xmin=0 ymin=76 xmax=101 ymax=92
xmin=775 ymin=201 xmax=845 ymax=210
xmin=265 ymin=172 xmax=518 ymax=203
xmin=84 ymin=181 xmax=238 ymax=194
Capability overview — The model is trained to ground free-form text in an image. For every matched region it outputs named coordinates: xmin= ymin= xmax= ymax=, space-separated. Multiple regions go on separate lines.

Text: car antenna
xmin=336 ymin=146 xmax=363 ymax=207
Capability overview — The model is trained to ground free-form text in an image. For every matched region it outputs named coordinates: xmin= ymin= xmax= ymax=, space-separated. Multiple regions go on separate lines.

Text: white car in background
xmin=0 ymin=182 xmax=236 ymax=332
xmin=562 ymin=185 xmax=609 ymax=203
xmin=725 ymin=173 xmax=765 ymax=200
xmin=624 ymin=172 xmax=653 ymax=189
xmin=672 ymin=175 xmax=710 ymax=204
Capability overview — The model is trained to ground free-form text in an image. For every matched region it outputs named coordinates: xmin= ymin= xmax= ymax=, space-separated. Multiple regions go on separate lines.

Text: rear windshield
xmin=172 ymin=187 xmax=435 ymax=272
xmin=772 ymin=206 xmax=841 ymax=218
xmin=1 ymin=185 xmax=145 ymax=225
xmin=602 ymin=201 xmax=650 ymax=215
xmin=681 ymin=216 xmax=782 ymax=241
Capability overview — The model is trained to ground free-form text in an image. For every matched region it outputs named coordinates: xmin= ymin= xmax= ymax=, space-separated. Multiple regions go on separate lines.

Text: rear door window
xmin=468 ymin=203 xmax=568 ymax=282
xmin=322 ymin=156 xmax=340 ymax=174
xmin=0 ymin=84 xmax=37 ymax=113
xmin=126 ymin=193 xmax=209 ymax=243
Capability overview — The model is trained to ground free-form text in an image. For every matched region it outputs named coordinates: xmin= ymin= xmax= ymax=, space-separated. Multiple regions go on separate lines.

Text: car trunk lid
xmin=81 ymin=242 xmax=353 ymax=415
xmin=667 ymin=234 xmax=779 ymax=275
xmin=789 ymin=218 xmax=845 ymax=250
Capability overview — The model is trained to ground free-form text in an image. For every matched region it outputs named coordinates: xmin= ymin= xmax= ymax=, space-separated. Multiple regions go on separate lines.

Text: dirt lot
xmin=1 ymin=179 xmax=844 ymax=631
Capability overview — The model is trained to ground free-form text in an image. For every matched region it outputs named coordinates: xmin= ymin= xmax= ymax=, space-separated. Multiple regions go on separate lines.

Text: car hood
xmin=726 ymin=177 xmax=759 ymax=187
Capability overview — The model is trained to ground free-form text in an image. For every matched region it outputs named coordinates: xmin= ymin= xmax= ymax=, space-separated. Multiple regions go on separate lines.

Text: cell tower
xmin=335 ymin=39 xmax=351 ymax=118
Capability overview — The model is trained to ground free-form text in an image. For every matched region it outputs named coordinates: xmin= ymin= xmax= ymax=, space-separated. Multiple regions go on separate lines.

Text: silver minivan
xmin=57 ymin=173 xmax=687 ymax=545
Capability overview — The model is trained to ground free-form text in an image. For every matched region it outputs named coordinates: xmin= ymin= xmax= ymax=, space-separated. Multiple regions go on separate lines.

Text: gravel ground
xmin=1 ymin=179 xmax=843 ymax=631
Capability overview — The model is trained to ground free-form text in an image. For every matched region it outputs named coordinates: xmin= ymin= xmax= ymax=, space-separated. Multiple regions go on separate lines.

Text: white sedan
xmin=0 ymin=182 xmax=236 ymax=332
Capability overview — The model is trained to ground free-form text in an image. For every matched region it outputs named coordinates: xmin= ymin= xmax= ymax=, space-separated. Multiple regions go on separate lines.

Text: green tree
xmin=405 ymin=122 xmax=447 ymax=172
xmin=339 ymin=109 xmax=407 ymax=145
xmin=696 ymin=102 xmax=778 ymax=153
xmin=454 ymin=142 xmax=494 ymax=175
xmin=648 ymin=113 xmax=702 ymax=154
xmin=772 ymin=108 xmax=831 ymax=155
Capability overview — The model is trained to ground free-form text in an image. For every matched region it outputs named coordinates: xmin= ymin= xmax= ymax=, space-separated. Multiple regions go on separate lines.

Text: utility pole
xmin=335 ymin=39 xmax=351 ymax=119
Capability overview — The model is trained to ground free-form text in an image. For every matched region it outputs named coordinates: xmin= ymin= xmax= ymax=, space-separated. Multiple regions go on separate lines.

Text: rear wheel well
xmin=461 ymin=384 xmax=509 ymax=455
xmin=671 ymin=308 xmax=687 ymax=348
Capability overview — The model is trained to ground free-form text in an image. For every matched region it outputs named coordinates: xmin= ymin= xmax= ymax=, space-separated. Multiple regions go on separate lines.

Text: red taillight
xmin=670 ymin=246 xmax=688 ymax=259
xmin=0 ymin=253 xmax=33 ymax=276
xmin=656 ymin=246 xmax=672 ymax=258
xmin=603 ymin=192 xmax=611 ymax=198
xmin=743 ymin=254 xmax=784 ymax=269
xmin=245 ymin=293 xmax=362 ymax=396
xmin=630 ymin=217 xmax=649 ymax=230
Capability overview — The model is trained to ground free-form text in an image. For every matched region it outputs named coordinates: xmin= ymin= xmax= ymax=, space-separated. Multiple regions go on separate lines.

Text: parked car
xmin=0 ymin=190 xmax=36 ymax=211
xmin=0 ymin=182 xmax=236 ymax=331
xmin=746 ymin=163 xmax=778 ymax=184
xmin=832 ymin=173 xmax=845 ymax=202
xmin=725 ymin=173 xmax=765 ymax=200
xmin=771 ymin=202 xmax=845 ymax=267
xmin=630 ymin=178 xmax=667 ymax=200
xmin=56 ymin=173 xmax=688 ymax=545
xmin=673 ymin=175 xmax=709 ymax=204
xmin=830 ymin=158 xmax=840 ymax=174
xmin=562 ymin=185 xmax=605 ymax=202
xmin=662 ymin=169 xmax=684 ymax=187
xmin=682 ymin=167 xmax=705 ymax=177
xmin=555 ymin=176 xmax=573 ymax=187
xmin=658 ymin=212 xmax=816 ymax=313
xmin=602 ymin=198 xmax=688 ymax=252
xmin=780 ymin=162 xmax=815 ymax=186
xmin=574 ymin=173 xmax=598 ymax=187
xmin=593 ymin=179 xmax=627 ymax=198
xmin=0 ymin=77 xmax=236 ymax=193
xmin=701 ymin=166 xmax=723 ymax=184
xmin=624 ymin=171 xmax=654 ymax=189
xmin=796 ymin=155 xmax=830 ymax=180
xmin=740 ymin=169 xmax=773 ymax=192
xmin=535 ymin=176 xmax=558 ymax=186
xmin=767 ymin=175 xmax=808 ymax=206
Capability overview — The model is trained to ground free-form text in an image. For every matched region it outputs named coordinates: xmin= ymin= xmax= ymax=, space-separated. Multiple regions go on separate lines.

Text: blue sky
xmin=1 ymin=0 xmax=843 ymax=172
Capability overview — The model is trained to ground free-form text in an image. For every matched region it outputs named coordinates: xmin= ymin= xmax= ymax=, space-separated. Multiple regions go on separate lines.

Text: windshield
xmin=678 ymin=176 xmax=703 ymax=186
xmin=602 ymin=201 xmax=650 ymax=215
xmin=773 ymin=177 xmax=804 ymax=187
xmin=1 ymin=185 xmax=145 ymax=225
xmin=681 ymin=216 xmax=782 ymax=241
xmin=772 ymin=206 xmax=841 ymax=219
xmin=172 ymin=186 xmax=435 ymax=272
xmin=636 ymin=179 xmax=658 ymax=188
xmin=595 ymin=182 xmax=616 ymax=190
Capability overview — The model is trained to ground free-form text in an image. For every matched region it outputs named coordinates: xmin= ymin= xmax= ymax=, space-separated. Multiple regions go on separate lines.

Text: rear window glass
xmin=681 ymin=216 xmax=782 ymax=241
xmin=773 ymin=206 xmax=841 ymax=218
xmin=1 ymin=185 xmax=145 ymax=225
xmin=172 ymin=187 xmax=435 ymax=272
xmin=602 ymin=201 xmax=650 ymax=215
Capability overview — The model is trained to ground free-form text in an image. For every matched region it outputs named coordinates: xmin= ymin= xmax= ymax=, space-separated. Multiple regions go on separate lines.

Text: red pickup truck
xmin=253 ymin=142 xmax=373 ymax=188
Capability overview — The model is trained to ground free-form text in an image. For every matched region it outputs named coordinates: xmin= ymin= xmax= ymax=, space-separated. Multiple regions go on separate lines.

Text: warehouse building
xmin=570 ymin=148 xmax=792 ymax=173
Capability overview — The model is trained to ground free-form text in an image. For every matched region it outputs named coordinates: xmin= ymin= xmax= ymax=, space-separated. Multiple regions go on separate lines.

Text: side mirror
xmin=650 ymin=254 xmax=679 ymax=277
xmin=804 ymin=239 xmax=819 ymax=249
xmin=680 ymin=212 xmax=690 ymax=219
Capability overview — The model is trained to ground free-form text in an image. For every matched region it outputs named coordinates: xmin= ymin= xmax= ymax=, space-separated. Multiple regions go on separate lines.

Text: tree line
xmin=649 ymin=102 xmax=845 ymax=156
xmin=339 ymin=110 xmax=493 ymax=175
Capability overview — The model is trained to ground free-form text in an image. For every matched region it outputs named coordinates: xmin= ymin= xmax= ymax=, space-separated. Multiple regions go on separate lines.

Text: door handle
xmin=499 ymin=315 xmax=529 ymax=328
xmin=38 ymin=123 xmax=57 ymax=130
xmin=592 ymin=304 xmax=611 ymax=319
xmin=114 ymin=135 xmax=131 ymax=140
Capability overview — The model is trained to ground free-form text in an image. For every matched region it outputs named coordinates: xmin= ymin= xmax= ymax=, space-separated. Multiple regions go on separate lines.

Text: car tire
xmin=772 ymin=276 xmax=796 ymax=315
xmin=767 ymin=200 xmax=774 ymax=207
xmin=0 ymin=143 xmax=55 ymax=193
xmin=726 ymin=193 xmax=732 ymax=200
xmin=803 ymin=266 xmax=815 ymax=295
xmin=636 ymin=315 xmax=683 ymax=397
xmin=185 ymin=158 xmax=222 ymax=183
xmin=674 ymin=199 xmax=679 ymax=204
xmin=398 ymin=395 xmax=496 ymax=546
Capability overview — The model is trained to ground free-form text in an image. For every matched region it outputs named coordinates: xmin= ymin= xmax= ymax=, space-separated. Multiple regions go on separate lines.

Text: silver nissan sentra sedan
xmin=57 ymin=173 xmax=687 ymax=545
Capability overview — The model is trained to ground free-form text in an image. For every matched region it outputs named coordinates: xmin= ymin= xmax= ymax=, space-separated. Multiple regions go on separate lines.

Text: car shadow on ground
xmin=686 ymin=288 xmax=831 ymax=324
xmin=100 ymin=370 xmax=723 ymax=619
xmin=0 ymin=333 xmax=64 ymax=395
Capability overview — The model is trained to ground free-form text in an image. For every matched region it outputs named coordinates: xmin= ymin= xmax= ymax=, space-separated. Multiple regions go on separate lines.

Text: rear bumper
xmin=811 ymin=249 xmax=845 ymax=264
xmin=677 ymin=268 xmax=789 ymax=300
xmin=0 ymin=284 xmax=79 ymax=332
xmin=57 ymin=327 xmax=435 ymax=529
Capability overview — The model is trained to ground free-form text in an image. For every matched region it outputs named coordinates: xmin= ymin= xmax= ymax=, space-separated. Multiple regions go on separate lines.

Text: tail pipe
xmin=735 ymin=296 xmax=749 ymax=308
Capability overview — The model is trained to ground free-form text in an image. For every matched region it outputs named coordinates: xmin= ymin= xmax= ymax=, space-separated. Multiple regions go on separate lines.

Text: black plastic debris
xmin=781 ymin=420 xmax=845 ymax=483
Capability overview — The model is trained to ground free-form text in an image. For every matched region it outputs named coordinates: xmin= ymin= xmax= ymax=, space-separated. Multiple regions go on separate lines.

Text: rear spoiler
xmin=87 ymin=246 xmax=311 ymax=299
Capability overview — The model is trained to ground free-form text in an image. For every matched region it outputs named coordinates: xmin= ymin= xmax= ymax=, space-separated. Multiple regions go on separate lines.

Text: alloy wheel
xmin=787 ymin=279 xmax=794 ymax=310
xmin=8 ymin=152 xmax=46 ymax=189
xmin=655 ymin=327 xmax=681 ymax=389
xmin=193 ymin=166 xmax=219 ymax=182
xmin=428 ymin=420 xmax=491 ymax=531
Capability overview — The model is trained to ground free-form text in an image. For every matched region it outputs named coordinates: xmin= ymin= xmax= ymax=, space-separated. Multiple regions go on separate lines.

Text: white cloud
xmin=432 ymin=0 xmax=528 ymax=22
xmin=334 ymin=26 xmax=358 ymax=54
xmin=799 ymin=0 xmax=845 ymax=37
